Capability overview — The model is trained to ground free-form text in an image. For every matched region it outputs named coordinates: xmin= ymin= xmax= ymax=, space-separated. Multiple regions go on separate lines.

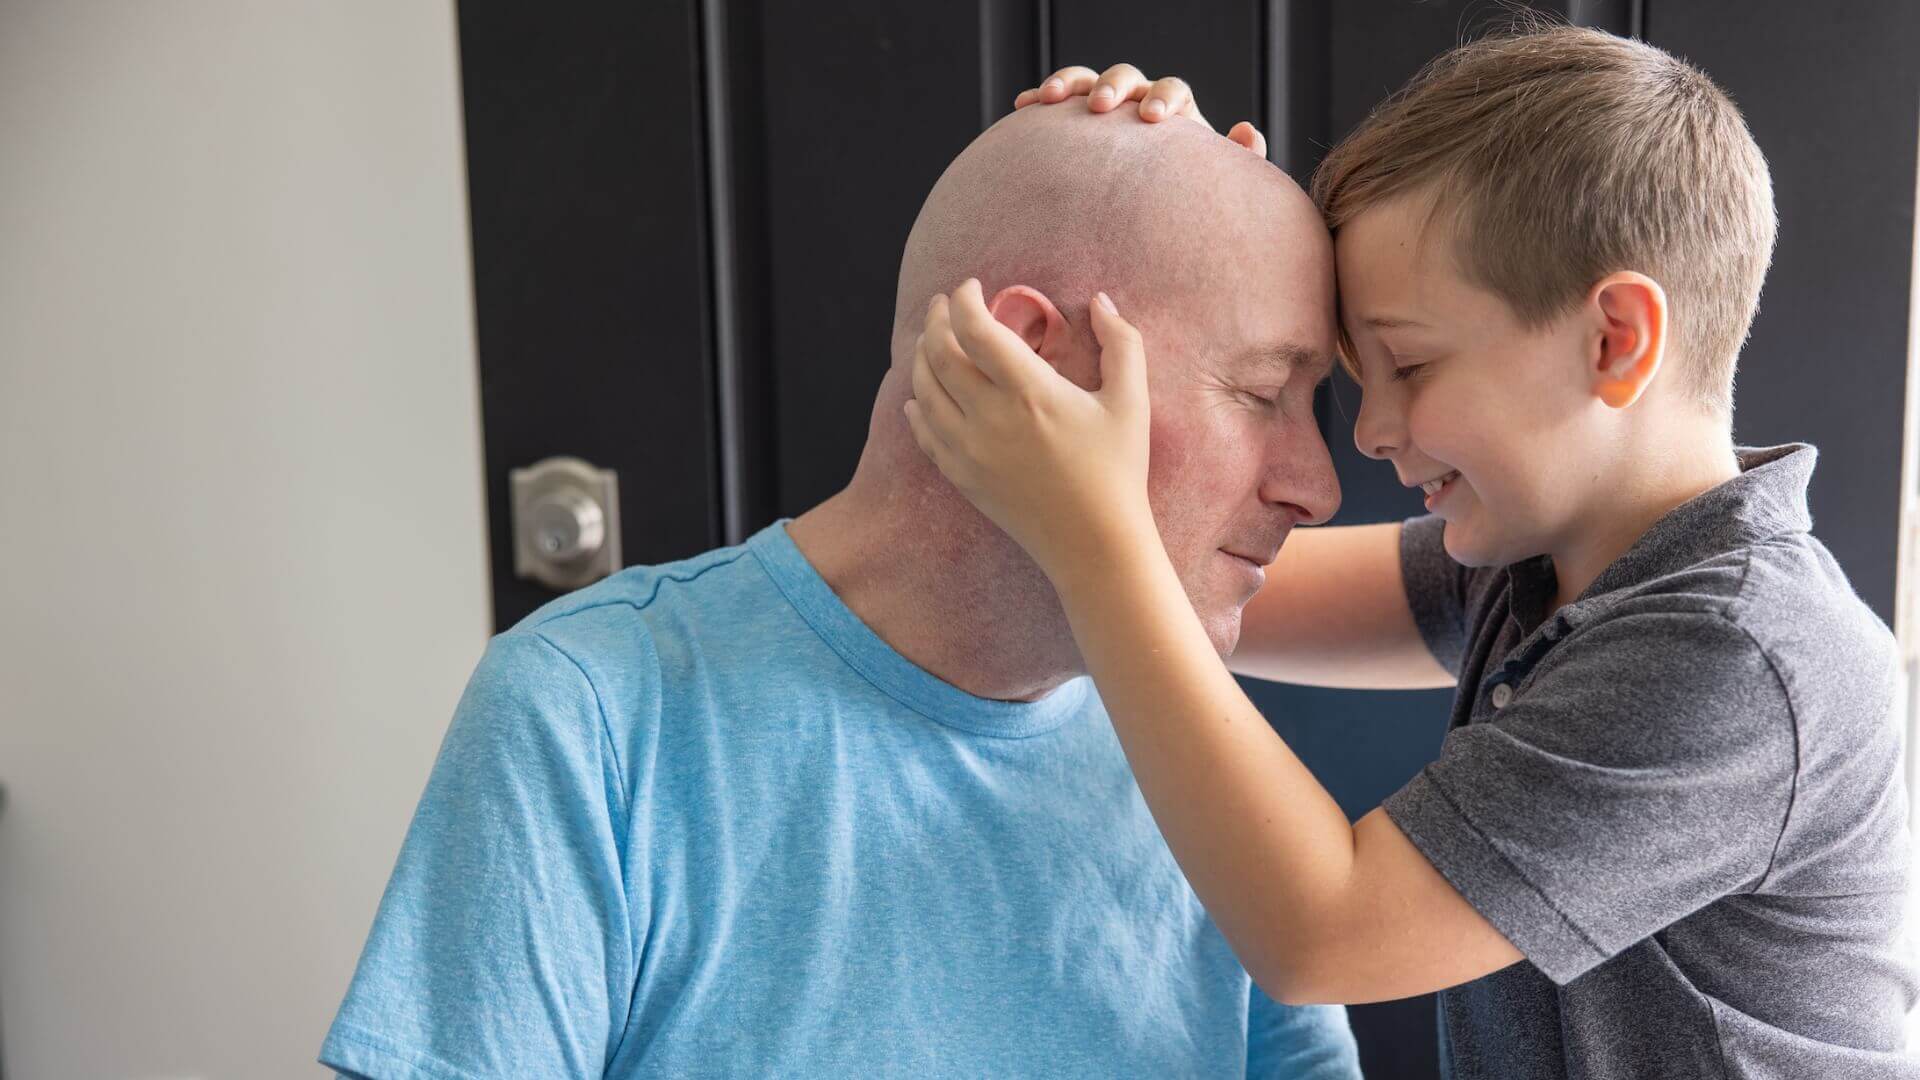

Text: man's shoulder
xmin=525 ymin=537 xmax=762 ymax=623
xmin=484 ymin=536 xmax=808 ymax=711
xmin=514 ymin=537 xmax=775 ymax=649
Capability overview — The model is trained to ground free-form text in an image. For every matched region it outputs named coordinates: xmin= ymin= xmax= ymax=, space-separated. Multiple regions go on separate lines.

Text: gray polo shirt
xmin=1385 ymin=443 xmax=1920 ymax=1079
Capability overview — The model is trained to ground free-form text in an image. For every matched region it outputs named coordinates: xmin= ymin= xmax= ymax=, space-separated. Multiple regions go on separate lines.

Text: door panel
xmin=458 ymin=2 xmax=720 ymax=629
xmin=755 ymin=4 xmax=1001 ymax=516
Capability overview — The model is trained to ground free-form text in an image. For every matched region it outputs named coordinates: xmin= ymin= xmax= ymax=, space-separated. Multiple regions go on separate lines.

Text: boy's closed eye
xmin=1390 ymin=356 xmax=1430 ymax=382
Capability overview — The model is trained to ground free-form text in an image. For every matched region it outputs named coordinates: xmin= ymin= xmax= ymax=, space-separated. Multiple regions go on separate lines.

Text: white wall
xmin=0 ymin=3 xmax=489 ymax=1076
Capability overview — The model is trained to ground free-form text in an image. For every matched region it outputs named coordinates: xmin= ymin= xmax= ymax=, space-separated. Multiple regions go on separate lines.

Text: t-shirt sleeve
xmin=320 ymin=629 xmax=636 ymax=1080
xmin=1382 ymin=610 xmax=1796 ymax=985
xmin=1244 ymin=982 xmax=1361 ymax=1080
xmin=1399 ymin=514 xmax=1478 ymax=675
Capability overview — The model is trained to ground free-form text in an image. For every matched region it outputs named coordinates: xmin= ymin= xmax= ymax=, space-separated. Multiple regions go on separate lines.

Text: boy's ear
xmin=1588 ymin=272 xmax=1668 ymax=410
xmin=988 ymin=285 xmax=1071 ymax=363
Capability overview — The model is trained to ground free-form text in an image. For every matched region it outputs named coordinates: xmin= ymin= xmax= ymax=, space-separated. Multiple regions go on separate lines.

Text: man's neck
xmin=785 ymin=483 xmax=1083 ymax=703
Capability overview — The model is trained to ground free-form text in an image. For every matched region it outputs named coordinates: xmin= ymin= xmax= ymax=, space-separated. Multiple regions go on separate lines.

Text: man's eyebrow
xmin=1360 ymin=315 xmax=1428 ymax=330
xmin=1234 ymin=344 xmax=1333 ymax=379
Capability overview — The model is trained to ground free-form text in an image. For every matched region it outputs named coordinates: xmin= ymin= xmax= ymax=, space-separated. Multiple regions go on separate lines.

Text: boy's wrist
xmin=1045 ymin=513 xmax=1166 ymax=608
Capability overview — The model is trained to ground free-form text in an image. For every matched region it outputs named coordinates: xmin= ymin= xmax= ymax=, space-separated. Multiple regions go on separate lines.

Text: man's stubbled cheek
xmin=1145 ymin=407 xmax=1240 ymax=566
xmin=1146 ymin=412 xmax=1199 ymax=525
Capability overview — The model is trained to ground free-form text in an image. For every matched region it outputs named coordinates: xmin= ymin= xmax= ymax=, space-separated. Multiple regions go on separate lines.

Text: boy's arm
xmin=1054 ymin=525 xmax=1524 ymax=1004
xmin=909 ymin=272 xmax=1805 ymax=1010
xmin=1064 ymin=519 xmax=1792 ymax=1004
xmin=1230 ymin=523 xmax=1456 ymax=689
xmin=907 ymin=283 xmax=1524 ymax=1003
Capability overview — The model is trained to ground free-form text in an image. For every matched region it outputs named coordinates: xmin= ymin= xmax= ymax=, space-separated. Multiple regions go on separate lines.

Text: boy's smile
xmin=1332 ymin=189 xmax=1743 ymax=612
xmin=1335 ymin=191 xmax=1598 ymax=573
xmin=1417 ymin=470 xmax=1462 ymax=509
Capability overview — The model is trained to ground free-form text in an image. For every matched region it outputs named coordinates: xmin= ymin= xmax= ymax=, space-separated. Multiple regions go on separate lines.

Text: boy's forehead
xmin=1339 ymin=196 xmax=1453 ymax=276
xmin=1335 ymin=196 xmax=1482 ymax=324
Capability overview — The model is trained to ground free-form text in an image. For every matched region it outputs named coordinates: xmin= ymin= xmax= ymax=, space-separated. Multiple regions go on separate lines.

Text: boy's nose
xmin=1353 ymin=394 xmax=1404 ymax=462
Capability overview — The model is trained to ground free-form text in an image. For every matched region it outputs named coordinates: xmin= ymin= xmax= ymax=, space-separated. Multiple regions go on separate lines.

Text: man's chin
xmin=1200 ymin=610 xmax=1244 ymax=658
xmin=1173 ymin=572 xmax=1248 ymax=655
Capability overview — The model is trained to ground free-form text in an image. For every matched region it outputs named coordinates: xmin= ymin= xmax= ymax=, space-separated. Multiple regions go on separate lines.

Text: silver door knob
xmin=528 ymin=488 xmax=605 ymax=561
xmin=511 ymin=456 xmax=622 ymax=591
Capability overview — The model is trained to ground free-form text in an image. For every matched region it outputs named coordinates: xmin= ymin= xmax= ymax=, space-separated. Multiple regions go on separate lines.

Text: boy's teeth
xmin=1422 ymin=471 xmax=1458 ymax=497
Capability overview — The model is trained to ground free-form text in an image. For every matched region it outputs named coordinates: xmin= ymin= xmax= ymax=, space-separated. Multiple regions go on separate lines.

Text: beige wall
xmin=0 ymin=3 xmax=489 ymax=1075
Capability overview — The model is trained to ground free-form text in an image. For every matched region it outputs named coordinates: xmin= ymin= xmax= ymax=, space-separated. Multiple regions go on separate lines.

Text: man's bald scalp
xmin=891 ymin=102 xmax=1316 ymax=372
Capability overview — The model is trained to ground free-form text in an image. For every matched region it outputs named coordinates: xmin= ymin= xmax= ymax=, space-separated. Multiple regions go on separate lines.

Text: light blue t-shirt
xmin=321 ymin=522 xmax=1359 ymax=1079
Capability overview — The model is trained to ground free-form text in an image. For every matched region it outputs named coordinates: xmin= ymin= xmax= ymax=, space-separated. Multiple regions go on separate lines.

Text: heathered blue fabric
xmin=321 ymin=521 xmax=1359 ymax=1079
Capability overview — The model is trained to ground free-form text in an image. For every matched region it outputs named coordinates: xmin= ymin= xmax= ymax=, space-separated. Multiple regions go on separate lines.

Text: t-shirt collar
xmin=747 ymin=520 xmax=1090 ymax=739
xmin=1519 ymin=443 xmax=1817 ymax=633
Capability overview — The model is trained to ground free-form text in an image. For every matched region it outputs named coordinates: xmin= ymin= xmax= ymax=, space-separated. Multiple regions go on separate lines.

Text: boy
xmin=904 ymin=24 xmax=1919 ymax=1079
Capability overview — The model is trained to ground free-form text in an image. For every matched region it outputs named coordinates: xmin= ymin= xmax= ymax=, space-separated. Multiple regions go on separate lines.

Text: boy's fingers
xmin=948 ymin=279 xmax=1054 ymax=390
xmin=1034 ymin=65 xmax=1098 ymax=103
xmin=921 ymin=295 xmax=989 ymax=411
xmin=911 ymin=337 xmax=969 ymax=434
xmin=1227 ymin=121 xmax=1268 ymax=158
xmin=1139 ymin=76 xmax=1191 ymax=123
xmin=902 ymin=399 xmax=959 ymax=478
xmin=1089 ymin=292 xmax=1148 ymax=407
xmin=1089 ymin=63 xmax=1149 ymax=112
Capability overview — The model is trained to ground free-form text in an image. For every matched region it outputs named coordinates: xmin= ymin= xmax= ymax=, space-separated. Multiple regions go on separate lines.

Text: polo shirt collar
xmin=1511 ymin=443 xmax=1817 ymax=636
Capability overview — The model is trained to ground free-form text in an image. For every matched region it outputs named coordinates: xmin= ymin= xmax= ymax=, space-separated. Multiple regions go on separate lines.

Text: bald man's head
xmin=863 ymin=102 xmax=1339 ymax=658
xmin=891 ymin=102 xmax=1328 ymax=385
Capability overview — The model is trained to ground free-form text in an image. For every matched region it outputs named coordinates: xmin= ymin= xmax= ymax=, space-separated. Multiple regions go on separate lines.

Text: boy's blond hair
xmin=1311 ymin=24 xmax=1775 ymax=414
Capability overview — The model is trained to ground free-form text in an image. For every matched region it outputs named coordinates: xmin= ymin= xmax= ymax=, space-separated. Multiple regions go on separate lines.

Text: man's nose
xmin=1265 ymin=424 xmax=1342 ymax=526
xmin=1353 ymin=387 xmax=1404 ymax=462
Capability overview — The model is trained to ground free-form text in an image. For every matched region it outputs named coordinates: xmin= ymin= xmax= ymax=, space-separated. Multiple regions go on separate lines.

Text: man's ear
xmin=988 ymin=285 xmax=1070 ymax=362
xmin=1588 ymin=271 xmax=1667 ymax=410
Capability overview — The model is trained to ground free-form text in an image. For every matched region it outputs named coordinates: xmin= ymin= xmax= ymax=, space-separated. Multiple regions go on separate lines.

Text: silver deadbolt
xmin=511 ymin=456 xmax=622 ymax=591
xmin=529 ymin=489 xmax=605 ymax=560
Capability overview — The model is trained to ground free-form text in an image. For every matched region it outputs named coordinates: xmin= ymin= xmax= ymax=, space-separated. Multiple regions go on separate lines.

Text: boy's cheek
xmin=1407 ymin=385 xmax=1491 ymax=458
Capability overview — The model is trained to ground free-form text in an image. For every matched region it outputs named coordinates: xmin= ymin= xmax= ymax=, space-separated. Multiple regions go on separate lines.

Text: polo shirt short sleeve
xmin=1386 ymin=606 xmax=1795 ymax=983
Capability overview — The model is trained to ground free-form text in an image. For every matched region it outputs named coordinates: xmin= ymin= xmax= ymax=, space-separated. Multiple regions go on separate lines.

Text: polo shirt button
xmin=1490 ymin=683 xmax=1514 ymax=709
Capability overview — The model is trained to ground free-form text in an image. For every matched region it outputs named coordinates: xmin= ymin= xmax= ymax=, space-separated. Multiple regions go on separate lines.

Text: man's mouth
xmin=1220 ymin=542 xmax=1283 ymax=568
xmin=1418 ymin=471 xmax=1461 ymax=498
xmin=1219 ymin=524 xmax=1293 ymax=580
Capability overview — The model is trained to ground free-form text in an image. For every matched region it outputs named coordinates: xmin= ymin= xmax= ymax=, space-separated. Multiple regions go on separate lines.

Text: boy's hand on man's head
xmin=904 ymin=281 xmax=1156 ymax=587
xmin=1013 ymin=61 xmax=1268 ymax=158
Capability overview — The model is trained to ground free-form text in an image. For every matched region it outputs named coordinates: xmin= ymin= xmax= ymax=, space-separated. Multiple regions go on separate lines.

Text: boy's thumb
xmin=1089 ymin=292 xmax=1146 ymax=404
